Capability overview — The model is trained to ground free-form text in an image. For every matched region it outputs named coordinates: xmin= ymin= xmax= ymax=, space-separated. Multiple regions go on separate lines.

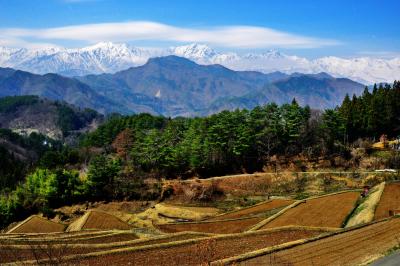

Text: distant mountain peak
xmin=0 ymin=42 xmax=399 ymax=84
xmin=172 ymin=43 xmax=218 ymax=60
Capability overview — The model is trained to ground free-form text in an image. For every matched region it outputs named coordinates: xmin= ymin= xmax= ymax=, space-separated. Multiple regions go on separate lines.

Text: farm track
xmin=234 ymin=218 xmax=400 ymax=265
xmin=375 ymin=182 xmax=400 ymax=220
xmin=261 ymin=192 xmax=360 ymax=229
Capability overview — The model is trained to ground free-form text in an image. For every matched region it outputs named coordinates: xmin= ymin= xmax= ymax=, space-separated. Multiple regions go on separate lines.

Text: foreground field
xmin=374 ymin=182 xmax=400 ymax=220
xmin=46 ymin=227 xmax=327 ymax=265
xmin=0 ymin=232 xmax=209 ymax=263
xmin=260 ymin=192 xmax=360 ymax=229
xmin=216 ymin=217 xmax=400 ymax=266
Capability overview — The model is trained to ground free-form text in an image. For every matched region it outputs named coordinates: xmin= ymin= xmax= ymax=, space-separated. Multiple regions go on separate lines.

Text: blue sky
xmin=0 ymin=0 xmax=399 ymax=58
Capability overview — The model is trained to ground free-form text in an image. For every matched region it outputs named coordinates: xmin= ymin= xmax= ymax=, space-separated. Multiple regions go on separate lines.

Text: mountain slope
xmin=77 ymin=56 xmax=364 ymax=116
xmin=0 ymin=67 xmax=128 ymax=114
xmin=78 ymin=56 xmax=288 ymax=116
xmin=0 ymin=95 xmax=103 ymax=140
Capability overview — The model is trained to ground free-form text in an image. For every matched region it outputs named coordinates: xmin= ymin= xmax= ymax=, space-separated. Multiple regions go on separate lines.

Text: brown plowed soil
xmin=207 ymin=199 xmax=294 ymax=221
xmin=157 ymin=217 xmax=264 ymax=234
xmin=237 ymin=218 xmax=400 ymax=266
xmin=261 ymin=192 xmax=359 ymax=229
xmin=64 ymin=228 xmax=326 ymax=265
xmin=374 ymin=183 xmax=400 ymax=220
xmin=7 ymin=216 xmax=65 ymax=234
xmin=81 ymin=211 xmax=132 ymax=230
xmin=1 ymin=232 xmax=138 ymax=245
xmin=0 ymin=233 xmax=203 ymax=263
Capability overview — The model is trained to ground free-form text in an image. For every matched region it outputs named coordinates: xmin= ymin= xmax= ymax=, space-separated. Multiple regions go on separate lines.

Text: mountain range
xmin=0 ymin=42 xmax=399 ymax=84
xmin=0 ymin=56 xmax=365 ymax=117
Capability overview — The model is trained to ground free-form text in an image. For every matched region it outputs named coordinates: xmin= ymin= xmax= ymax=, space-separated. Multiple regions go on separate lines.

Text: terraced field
xmin=2 ymin=231 xmax=139 ymax=245
xmin=220 ymin=217 xmax=400 ymax=266
xmin=375 ymin=182 xmax=400 ymax=220
xmin=207 ymin=199 xmax=294 ymax=221
xmin=6 ymin=216 xmax=66 ymax=234
xmin=157 ymin=217 xmax=264 ymax=234
xmin=260 ymin=192 xmax=360 ymax=229
xmin=47 ymin=227 xmax=327 ymax=266
xmin=0 ymin=232 xmax=208 ymax=264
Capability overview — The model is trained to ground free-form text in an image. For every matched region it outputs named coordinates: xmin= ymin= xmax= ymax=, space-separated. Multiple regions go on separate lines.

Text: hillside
xmin=0 ymin=68 xmax=128 ymax=114
xmin=0 ymin=95 xmax=103 ymax=140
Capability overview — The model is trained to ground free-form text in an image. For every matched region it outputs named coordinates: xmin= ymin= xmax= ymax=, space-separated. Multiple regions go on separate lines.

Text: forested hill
xmin=0 ymin=95 xmax=103 ymax=140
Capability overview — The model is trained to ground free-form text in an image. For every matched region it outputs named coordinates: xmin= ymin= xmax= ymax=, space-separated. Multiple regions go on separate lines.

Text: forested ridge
xmin=0 ymin=81 xmax=399 ymax=229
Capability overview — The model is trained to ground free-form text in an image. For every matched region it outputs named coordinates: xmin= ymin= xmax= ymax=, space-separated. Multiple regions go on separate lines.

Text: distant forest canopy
xmin=0 ymin=81 xmax=399 ymax=229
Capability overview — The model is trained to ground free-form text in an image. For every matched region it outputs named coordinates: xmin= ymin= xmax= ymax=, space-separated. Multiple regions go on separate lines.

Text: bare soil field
xmin=7 ymin=216 xmax=66 ymax=234
xmin=261 ymin=192 xmax=360 ymax=229
xmin=58 ymin=228 xmax=327 ymax=266
xmin=207 ymin=199 xmax=294 ymax=221
xmin=67 ymin=210 xmax=131 ymax=231
xmin=1 ymin=231 xmax=138 ymax=245
xmin=374 ymin=182 xmax=400 ymax=220
xmin=0 ymin=232 xmax=205 ymax=263
xmin=232 ymin=217 xmax=400 ymax=266
xmin=157 ymin=217 xmax=264 ymax=234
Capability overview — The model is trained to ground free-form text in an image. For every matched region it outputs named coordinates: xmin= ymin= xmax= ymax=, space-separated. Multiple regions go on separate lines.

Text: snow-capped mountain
xmin=0 ymin=42 xmax=399 ymax=84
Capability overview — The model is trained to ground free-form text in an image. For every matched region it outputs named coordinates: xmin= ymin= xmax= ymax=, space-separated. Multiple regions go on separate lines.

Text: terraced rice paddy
xmin=261 ymin=192 xmax=360 ymax=229
xmin=6 ymin=216 xmax=66 ymax=234
xmin=374 ymin=182 xmax=400 ymax=220
xmin=207 ymin=199 xmax=294 ymax=221
xmin=67 ymin=210 xmax=131 ymax=231
xmin=53 ymin=228 xmax=327 ymax=266
xmin=157 ymin=217 xmax=264 ymax=234
xmin=229 ymin=217 xmax=400 ymax=266
xmin=0 ymin=232 xmax=207 ymax=263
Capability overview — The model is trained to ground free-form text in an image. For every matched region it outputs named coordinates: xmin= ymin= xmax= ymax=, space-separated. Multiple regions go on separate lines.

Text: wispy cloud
xmin=0 ymin=21 xmax=341 ymax=49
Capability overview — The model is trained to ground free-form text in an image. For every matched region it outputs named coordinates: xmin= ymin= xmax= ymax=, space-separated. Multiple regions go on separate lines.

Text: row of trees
xmin=339 ymin=81 xmax=400 ymax=140
xmin=83 ymin=101 xmax=343 ymax=178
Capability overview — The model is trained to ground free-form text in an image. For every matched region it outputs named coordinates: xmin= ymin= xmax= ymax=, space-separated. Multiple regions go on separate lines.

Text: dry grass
xmin=7 ymin=216 xmax=65 ymax=234
xmin=345 ymin=182 xmax=385 ymax=227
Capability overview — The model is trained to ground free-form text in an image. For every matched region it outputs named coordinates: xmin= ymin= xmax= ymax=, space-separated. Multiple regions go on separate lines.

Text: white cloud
xmin=0 ymin=21 xmax=341 ymax=49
